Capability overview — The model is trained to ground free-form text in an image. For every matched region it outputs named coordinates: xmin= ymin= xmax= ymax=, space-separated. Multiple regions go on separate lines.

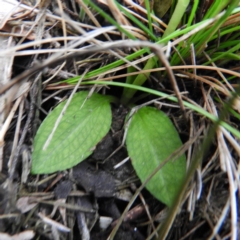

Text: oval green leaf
xmin=126 ymin=106 xmax=186 ymax=206
xmin=31 ymin=91 xmax=112 ymax=174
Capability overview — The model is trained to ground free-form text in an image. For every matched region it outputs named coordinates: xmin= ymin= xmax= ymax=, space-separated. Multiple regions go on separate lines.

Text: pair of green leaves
xmin=31 ymin=91 xmax=186 ymax=206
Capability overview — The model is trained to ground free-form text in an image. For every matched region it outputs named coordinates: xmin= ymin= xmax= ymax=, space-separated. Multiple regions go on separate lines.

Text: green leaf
xmin=126 ymin=106 xmax=186 ymax=206
xmin=31 ymin=91 xmax=112 ymax=174
xmin=153 ymin=0 xmax=172 ymax=18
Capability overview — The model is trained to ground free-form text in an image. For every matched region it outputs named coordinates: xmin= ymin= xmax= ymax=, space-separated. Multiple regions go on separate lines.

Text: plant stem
xmin=163 ymin=0 xmax=190 ymax=38
xmin=196 ymin=0 xmax=239 ymax=54
xmin=120 ymin=56 xmax=157 ymax=105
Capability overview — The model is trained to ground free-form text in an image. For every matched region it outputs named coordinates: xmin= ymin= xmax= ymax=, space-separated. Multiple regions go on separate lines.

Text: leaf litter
xmin=0 ymin=0 xmax=239 ymax=239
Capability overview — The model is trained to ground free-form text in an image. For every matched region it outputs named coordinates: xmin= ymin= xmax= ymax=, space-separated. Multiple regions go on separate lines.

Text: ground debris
xmin=72 ymin=160 xmax=116 ymax=198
